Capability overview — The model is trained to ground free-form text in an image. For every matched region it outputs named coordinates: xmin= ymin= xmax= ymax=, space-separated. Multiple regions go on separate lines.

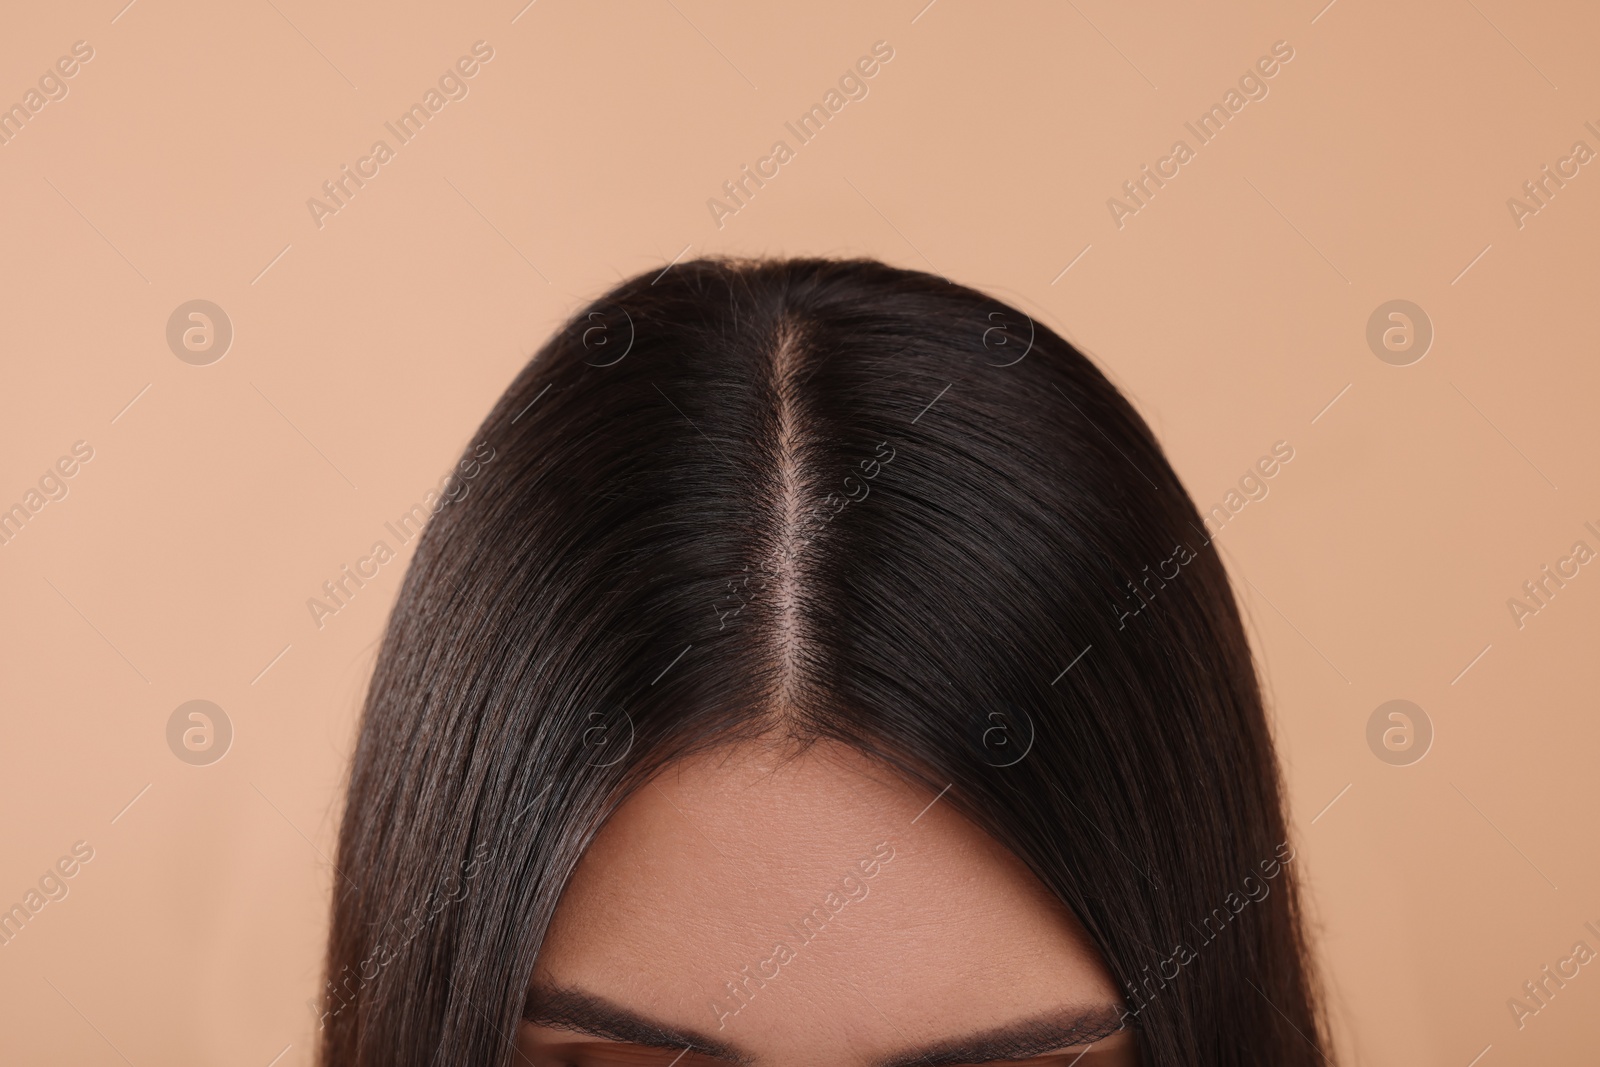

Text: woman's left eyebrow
xmin=525 ymin=983 xmax=754 ymax=1064
xmin=869 ymin=1005 xmax=1130 ymax=1067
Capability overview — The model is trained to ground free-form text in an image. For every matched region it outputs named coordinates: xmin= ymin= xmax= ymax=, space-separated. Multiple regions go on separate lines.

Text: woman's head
xmin=320 ymin=257 xmax=1327 ymax=1066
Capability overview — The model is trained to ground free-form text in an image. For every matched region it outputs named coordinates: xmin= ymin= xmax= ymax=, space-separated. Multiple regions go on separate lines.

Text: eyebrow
xmin=525 ymin=985 xmax=1130 ymax=1067
xmin=524 ymin=985 xmax=755 ymax=1064
xmin=872 ymin=1007 xmax=1132 ymax=1067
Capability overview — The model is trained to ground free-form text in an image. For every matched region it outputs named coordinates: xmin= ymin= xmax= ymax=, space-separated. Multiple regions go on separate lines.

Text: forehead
xmin=532 ymin=741 xmax=1119 ymax=1059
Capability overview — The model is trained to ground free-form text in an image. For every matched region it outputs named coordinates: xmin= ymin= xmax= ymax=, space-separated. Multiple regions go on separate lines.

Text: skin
xmin=516 ymin=738 xmax=1136 ymax=1067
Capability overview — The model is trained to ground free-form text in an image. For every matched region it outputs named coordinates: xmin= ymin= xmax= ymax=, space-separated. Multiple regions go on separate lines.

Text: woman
xmin=318 ymin=257 xmax=1329 ymax=1066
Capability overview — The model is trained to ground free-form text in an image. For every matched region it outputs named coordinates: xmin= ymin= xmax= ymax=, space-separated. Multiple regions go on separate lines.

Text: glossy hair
xmin=318 ymin=257 xmax=1329 ymax=1066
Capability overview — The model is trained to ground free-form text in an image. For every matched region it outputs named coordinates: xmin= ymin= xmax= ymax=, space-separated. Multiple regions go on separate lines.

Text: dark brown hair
xmin=319 ymin=257 xmax=1328 ymax=1066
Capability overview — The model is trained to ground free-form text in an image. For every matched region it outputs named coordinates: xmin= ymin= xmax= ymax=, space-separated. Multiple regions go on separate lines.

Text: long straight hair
xmin=319 ymin=257 xmax=1329 ymax=1066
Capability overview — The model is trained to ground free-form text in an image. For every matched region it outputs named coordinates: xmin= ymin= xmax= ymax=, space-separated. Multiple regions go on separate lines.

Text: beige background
xmin=2 ymin=0 xmax=1597 ymax=1063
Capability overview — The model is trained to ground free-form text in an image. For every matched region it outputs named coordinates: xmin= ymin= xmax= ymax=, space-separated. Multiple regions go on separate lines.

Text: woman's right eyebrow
xmin=870 ymin=1006 xmax=1131 ymax=1067
xmin=524 ymin=983 xmax=755 ymax=1064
